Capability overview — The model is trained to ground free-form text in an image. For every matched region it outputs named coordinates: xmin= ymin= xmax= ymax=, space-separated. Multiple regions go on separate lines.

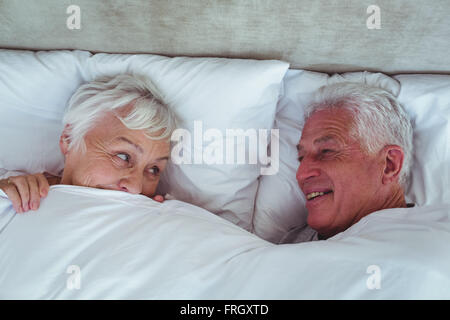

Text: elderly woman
xmin=0 ymin=74 xmax=177 ymax=213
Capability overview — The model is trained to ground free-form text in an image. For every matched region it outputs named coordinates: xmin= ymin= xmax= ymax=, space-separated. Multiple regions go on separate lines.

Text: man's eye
xmin=148 ymin=166 xmax=160 ymax=175
xmin=298 ymin=156 xmax=304 ymax=162
xmin=321 ymin=149 xmax=334 ymax=154
xmin=116 ymin=153 xmax=130 ymax=162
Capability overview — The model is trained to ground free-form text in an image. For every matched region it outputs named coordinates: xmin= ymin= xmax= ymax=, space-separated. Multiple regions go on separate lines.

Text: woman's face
xmin=60 ymin=111 xmax=170 ymax=197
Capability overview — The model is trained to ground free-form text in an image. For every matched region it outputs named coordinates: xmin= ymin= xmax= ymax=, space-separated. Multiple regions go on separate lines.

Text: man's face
xmin=61 ymin=111 xmax=170 ymax=197
xmin=296 ymin=109 xmax=385 ymax=238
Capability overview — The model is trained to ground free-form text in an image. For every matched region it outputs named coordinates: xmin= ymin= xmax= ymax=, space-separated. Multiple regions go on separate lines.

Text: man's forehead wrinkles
xmin=307 ymin=113 xmax=353 ymax=132
xmin=314 ymin=135 xmax=337 ymax=144
xmin=298 ymin=111 xmax=354 ymax=153
xmin=298 ymin=133 xmax=342 ymax=152
xmin=312 ymin=125 xmax=349 ymax=143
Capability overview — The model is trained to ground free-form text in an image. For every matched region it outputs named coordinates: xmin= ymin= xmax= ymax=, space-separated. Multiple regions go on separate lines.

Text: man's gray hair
xmin=63 ymin=74 xmax=177 ymax=153
xmin=305 ymin=82 xmax=413 ymax=189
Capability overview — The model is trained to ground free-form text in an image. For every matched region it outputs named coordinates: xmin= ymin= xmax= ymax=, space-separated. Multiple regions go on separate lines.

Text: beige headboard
xmin=1 ymin=0 xmax=449 ymax=74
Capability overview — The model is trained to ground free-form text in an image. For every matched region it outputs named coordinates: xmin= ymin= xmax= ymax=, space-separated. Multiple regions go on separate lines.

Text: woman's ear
xmin=59 ymin=124 xmax=72 ymax=156
xmin=381 ymin=145 xmax=404 ymax=185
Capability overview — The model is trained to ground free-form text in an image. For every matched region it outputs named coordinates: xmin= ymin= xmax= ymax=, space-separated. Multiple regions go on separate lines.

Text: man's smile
xmin=306 ymin=190 xmax=333 ymax=201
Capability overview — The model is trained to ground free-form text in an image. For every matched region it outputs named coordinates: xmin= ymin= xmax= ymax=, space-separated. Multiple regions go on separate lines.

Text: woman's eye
xmin=116 ymin=153 xmax=130 ymax=162
xmin=148 ymin=166 xmax=160 ymax=175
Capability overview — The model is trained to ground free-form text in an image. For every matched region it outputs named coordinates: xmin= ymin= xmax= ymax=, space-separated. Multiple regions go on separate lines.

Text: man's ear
xmin=381 ymin=145 xmax=404 ymax=185
xmin=59 ymin=124 xmax=72 ymax=156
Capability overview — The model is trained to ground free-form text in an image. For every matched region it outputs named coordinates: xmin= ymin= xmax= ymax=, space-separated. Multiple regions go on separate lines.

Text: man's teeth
xmin=307 ymin=192 xmax=327 ymax=200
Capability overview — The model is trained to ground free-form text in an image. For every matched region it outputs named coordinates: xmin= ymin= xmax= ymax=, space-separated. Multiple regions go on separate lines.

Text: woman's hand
xmin=0 ymin=173 xmax=54 ymax=213
xmin=152 ymin=195 xmax=165 ymax=203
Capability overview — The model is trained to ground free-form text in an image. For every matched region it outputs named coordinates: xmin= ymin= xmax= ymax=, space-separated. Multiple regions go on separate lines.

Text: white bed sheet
xmin=0 ymin=185 xmax=449 ymax=299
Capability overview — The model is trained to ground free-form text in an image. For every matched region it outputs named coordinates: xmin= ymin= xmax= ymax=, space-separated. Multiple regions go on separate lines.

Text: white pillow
xmin=0 ymin=49 xmax=91 ymax=176
xmin=394 ymin=74 xmax=450 ymax=206
xmin=0 ymin=49 xmax=289 ymax=231
xmin=252 ymin=70 xmax=329 ymax=242
xmin=253 ymin=70 xmax=449 ymax=243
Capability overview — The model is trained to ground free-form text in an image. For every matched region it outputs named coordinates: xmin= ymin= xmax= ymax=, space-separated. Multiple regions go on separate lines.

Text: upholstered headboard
xmin=0 ymin=0 xmax=449 ymax=74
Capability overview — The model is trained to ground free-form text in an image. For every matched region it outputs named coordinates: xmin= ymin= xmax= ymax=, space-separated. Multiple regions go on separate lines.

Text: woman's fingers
xmin=152 ymin=195 xmax=165 ymax=203
xmin=0 ymin=173 xmax=51 ymax=213
xmin=36 ymin=173 xmax=50 ymax=198
xmin=27 ymin=174 xmax=42 ymax=210
xmin=0 ymin=179 xmax=23 ymax=213
xmin=9 ymin=176 xmax=31 ymax=212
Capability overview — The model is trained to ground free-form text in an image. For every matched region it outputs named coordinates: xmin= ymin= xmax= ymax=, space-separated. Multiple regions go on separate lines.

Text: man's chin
xmin=306 ymin=205 xmax=333 ymax=233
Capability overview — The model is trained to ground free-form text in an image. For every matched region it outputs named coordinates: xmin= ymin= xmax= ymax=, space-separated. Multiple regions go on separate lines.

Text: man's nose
xmin=296 ymin=156 xmax=321 ymax=185
xmin=119 ymin=170 xmax=143 ymax=194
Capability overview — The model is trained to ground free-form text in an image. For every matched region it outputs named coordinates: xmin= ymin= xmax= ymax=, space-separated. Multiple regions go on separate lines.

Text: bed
xmin=0 ymin=0 xmax=449 ymax=300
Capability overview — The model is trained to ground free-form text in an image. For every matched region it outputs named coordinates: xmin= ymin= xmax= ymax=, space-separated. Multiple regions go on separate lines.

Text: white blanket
xmin=0 ymin=185 xmax=449 ymax=299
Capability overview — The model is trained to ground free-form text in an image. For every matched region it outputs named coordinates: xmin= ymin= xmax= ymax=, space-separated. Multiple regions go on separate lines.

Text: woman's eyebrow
xmin=115 ymin=136 xmax=144 ymax=154
xmin=114 ymin=137 xmax=170 ymax=162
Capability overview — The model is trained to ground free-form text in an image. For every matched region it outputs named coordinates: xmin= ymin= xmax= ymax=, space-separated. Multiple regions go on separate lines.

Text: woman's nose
xmin=119 ymin=171 xmax=143 ymax=194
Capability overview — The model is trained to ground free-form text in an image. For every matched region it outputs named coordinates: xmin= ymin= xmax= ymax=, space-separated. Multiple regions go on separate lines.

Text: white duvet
xmin=0 ymin=185 xmax=449 ymax=299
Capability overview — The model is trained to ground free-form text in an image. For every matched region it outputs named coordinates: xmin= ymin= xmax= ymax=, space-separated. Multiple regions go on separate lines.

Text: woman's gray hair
xmin=305 ymin=82 xmax=413 ymax=189
xmin=63 ymin=74 xmax=177 ymax=153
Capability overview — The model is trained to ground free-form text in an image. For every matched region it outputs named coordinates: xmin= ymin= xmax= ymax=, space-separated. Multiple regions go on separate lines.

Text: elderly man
xmin=0 ymin=74 xmax=177 ymax=213
xmin=280 ymin=82 xmax=414 ymax=243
